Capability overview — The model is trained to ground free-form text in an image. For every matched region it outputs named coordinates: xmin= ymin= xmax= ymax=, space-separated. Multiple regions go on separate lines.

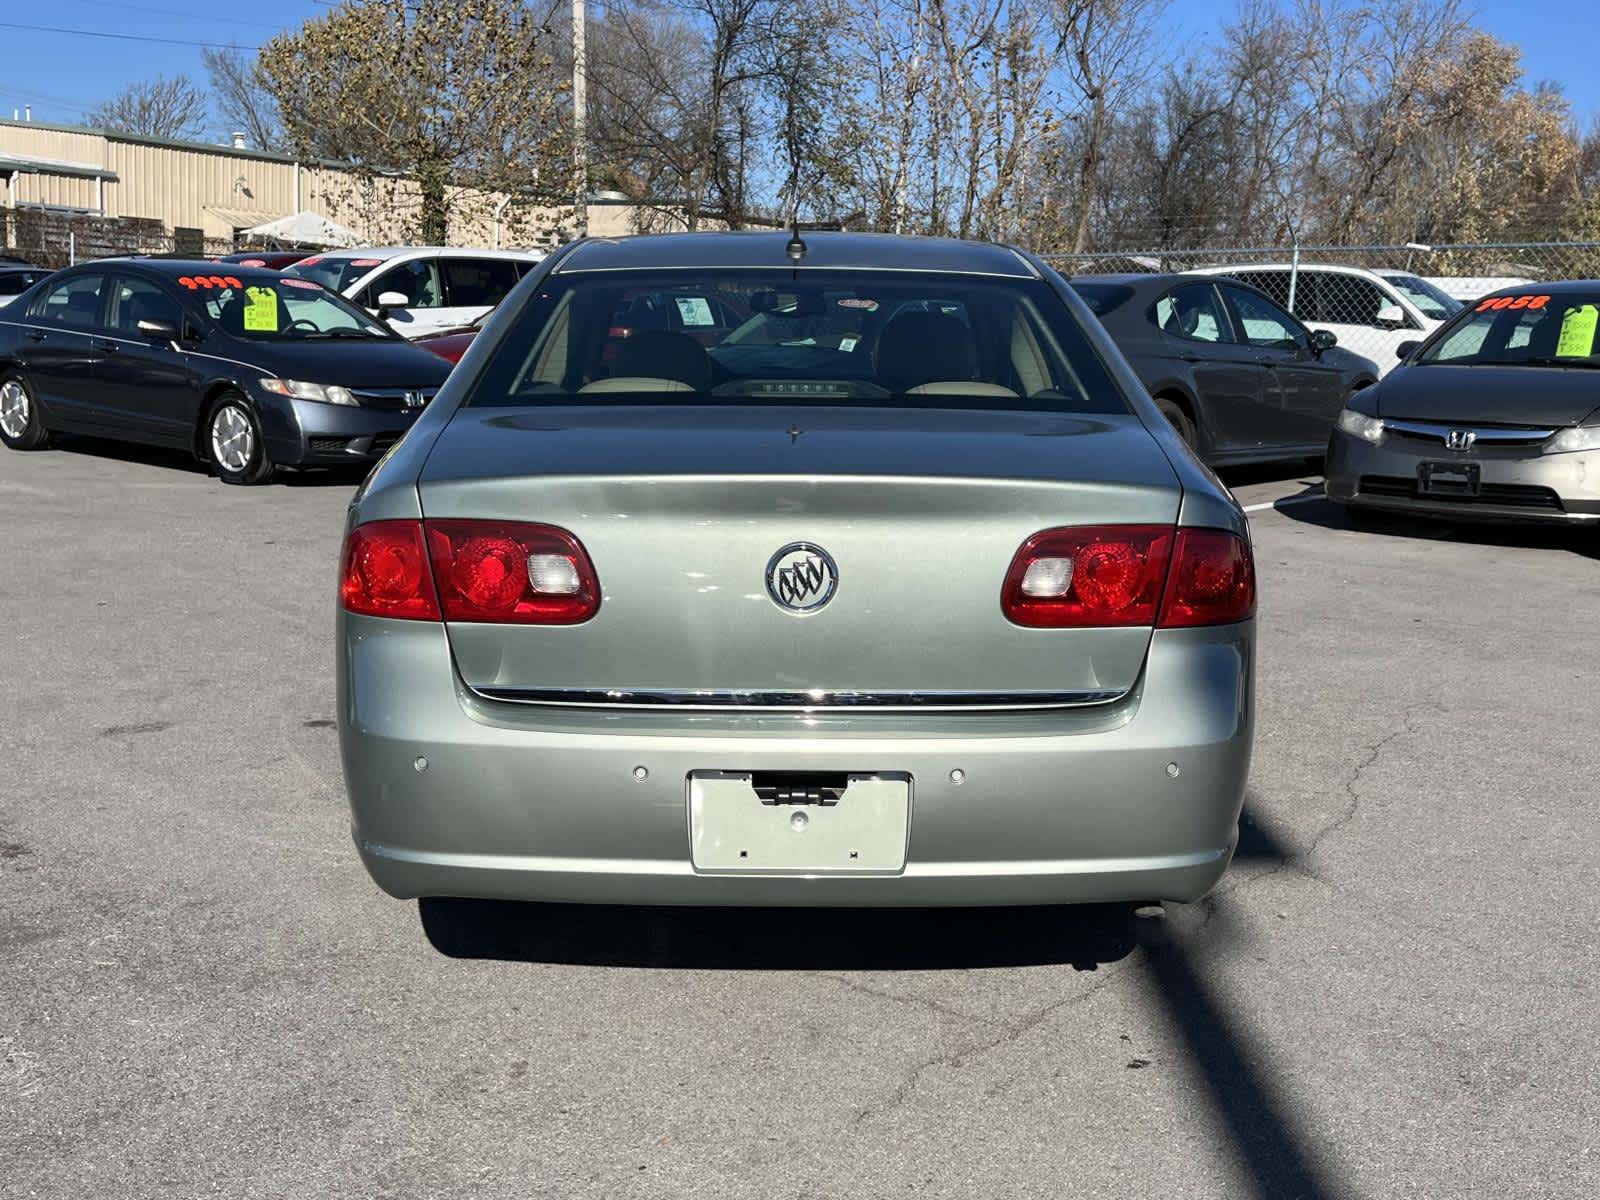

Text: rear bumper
xmin=1325 ymin=428 xmax=1600 ymax=523
xmin=254 ymin=392 xmax=421 ymax=465
xmin=337 ymin=618 xmax=1254 ymax=907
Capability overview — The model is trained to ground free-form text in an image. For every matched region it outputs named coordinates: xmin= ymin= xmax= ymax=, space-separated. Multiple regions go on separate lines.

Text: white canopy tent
xmin=239 ymin=211 xmax=362 ymax=249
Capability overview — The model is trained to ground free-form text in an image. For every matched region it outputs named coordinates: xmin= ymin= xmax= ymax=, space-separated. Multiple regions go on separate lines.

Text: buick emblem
xmin=1444 ymin=429 xmax=1476 ymax=451
xmin=766 ymin=543 xmax=838 ymax=613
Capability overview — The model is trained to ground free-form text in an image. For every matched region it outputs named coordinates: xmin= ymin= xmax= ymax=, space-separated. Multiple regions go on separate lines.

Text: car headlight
xmin=260 ymin=378 xmax=358 ymax=407
xmin=1544 ymin=425 xmax=1600 ymax=454
xmin=1337 ymin=408 xmax=1385 ymax=444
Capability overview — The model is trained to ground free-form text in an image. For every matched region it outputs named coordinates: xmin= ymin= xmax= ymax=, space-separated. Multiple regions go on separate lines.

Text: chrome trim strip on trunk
xmin=468 ymin=686 xmax=1128 ymax=712
xmin=1384 ymin=418 xmax=1555 ymax=444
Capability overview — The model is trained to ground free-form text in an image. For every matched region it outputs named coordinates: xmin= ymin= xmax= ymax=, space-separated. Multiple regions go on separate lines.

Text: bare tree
xmin=202 ymin=47 xmax=283 ymax=153
xmin=87 ymin=76 xmax=207 ymax=141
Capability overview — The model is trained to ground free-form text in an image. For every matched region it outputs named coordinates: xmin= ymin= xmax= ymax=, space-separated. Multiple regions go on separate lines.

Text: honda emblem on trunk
xmin=766 ymin=543 xmax=838 ymax=613
xmin=1444 ymin=429 xmax=1476 ymax=451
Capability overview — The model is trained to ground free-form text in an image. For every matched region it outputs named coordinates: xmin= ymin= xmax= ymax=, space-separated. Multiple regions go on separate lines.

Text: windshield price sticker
xmin=1476 ymin=294 xmax=1549 ymax=312
xmin=177 ymin=274 xmax=244 ymax=291
xmin=281 ymin=278 xmax=321 ymax=290
xmin=242 ymin=286 xmax=279 ymax=332
xmin=1556 ymin=305 xmax=1598 ymax=357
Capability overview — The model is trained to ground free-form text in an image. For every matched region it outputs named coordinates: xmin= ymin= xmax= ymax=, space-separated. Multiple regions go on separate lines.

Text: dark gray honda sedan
xmin=336 ymin=233 xmax=1257 ymax=909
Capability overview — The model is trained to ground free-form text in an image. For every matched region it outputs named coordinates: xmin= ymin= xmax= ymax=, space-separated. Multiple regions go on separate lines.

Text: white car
xmin=285 ymin=247 xmax=544 ymax=338
xmin=1190 ymin=263 xmax=1461 ymax=375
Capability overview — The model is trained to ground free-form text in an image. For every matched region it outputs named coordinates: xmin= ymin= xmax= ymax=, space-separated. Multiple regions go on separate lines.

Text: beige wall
xmin=2 ymin=119 xmax=681 ymax=248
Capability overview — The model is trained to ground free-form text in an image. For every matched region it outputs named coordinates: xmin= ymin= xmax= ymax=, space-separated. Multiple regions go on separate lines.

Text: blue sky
xmin=1 ymin=0 xmax=1595 ymax=135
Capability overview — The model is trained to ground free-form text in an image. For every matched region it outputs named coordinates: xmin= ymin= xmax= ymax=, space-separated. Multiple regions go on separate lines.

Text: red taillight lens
xmin=340 ymin=519 xmax=600 ymax=624
xmin=425 ymin=519 xmax=600 ymax=623
xmin=1002 ymin=525 xmax=1254 ymax=629
xmin=1160 ymin=529 xmax=1255 ymax=627
xmin=340 ymin=520 xmax=440 ymax=620
xmin=1002 ymin=526 xmax=1173 ymax=627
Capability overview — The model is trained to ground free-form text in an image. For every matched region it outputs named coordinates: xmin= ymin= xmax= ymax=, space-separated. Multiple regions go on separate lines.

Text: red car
xmin=414 ymin=313 xmax=485 ymax=364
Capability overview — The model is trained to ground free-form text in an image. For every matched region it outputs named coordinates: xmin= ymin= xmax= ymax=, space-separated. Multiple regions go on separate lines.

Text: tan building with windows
xmin=0 ymin=116 xmax=648 ymax=261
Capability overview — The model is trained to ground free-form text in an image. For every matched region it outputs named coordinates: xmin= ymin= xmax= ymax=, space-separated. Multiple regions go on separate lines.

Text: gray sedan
xmin=1326 ymin=281 xmax=1600 ymax=524
xmin=336 ymin=232 xmax=1256 ymax=908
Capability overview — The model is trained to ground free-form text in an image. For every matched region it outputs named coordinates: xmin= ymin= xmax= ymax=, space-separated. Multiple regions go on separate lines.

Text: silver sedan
xmin=336 ymin=232 xmax=1256 ymax=908
xmin=1326 ymin=282 xmax=1600 ymax=524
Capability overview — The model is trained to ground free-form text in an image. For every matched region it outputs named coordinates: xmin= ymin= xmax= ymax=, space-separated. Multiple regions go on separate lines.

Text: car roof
xmin=79 ymin=258 xmax=289 ymax=284
xmin=1195 ymin=262 xmax=1389 ymax=277
xmin=1482 ymin=279 xmax=1600 ymax=296
xmin=553 ymin=232 xmax=1040 ymax=278
xmin=306 ymin=246 xmax=542 ymax=262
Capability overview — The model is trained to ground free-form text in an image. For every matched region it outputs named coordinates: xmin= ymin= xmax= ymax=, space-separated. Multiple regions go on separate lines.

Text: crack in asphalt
xmin=813 ymin=973 xmax=1010 ymax=1029
xmin=842 ymin=959 xmax=1132 ymax=1126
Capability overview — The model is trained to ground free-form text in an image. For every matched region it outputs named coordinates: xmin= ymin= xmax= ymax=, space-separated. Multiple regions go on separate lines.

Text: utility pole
xmin=572 ymin=0 xmax=588 ymax=238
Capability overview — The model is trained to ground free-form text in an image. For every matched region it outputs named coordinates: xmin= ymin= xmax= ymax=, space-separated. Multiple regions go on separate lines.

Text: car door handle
xmin=93 ymin=339 xmax=120 ymax=353
xmin=26 ymin=331 xmax=46 ymax=343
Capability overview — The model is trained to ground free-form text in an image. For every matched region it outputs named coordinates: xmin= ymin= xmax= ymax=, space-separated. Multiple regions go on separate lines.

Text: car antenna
xmin=785 ymin=205 xmax=807 ymax=263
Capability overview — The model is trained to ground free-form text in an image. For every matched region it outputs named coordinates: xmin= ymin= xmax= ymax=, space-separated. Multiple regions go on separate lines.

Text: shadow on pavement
xmin=1278 ymin=491 xmax=1600 ymax=558
xmin=44 ymin=434 xmax=371 ymax=488
xmin=1234 ymin=797 xmax=1295 ymax=863
xmin=418 ymin=898 xmax=1141 ymax=971
xmin=1136 ymin=913 xmax=1343 ymax=1200
xmin=1215 ymin=461 xmax=1323 ymax=490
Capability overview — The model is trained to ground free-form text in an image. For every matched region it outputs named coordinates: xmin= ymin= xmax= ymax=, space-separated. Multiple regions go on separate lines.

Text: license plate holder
xmin=1418 ymin=461 xmax=1480 ymax=497
xmin=688 ymin=770 xmax=910 ymax=873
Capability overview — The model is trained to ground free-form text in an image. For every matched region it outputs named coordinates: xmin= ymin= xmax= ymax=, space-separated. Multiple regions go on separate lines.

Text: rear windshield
xmin=1418 ymin=292 xmax=1600 ymax=367
xmin=283 ymin=255 xmax=379 ymax=294
xmin=1068 ymin=282 xmax=1134 ymax=316
xmin=466 ymin=270 xmax=1128 ymax=413
xmin=1380 ymin=272 xmax=1461 ymax=321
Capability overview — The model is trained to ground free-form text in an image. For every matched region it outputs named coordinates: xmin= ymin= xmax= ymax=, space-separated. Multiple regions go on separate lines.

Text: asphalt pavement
xmin=2 ymin=439 xmax=1597 ymax=1199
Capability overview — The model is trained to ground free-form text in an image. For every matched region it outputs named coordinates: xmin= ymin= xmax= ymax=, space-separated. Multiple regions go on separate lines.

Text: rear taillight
xmin=1002 ymin=526 xmax=1173 ymax=627
xmin=339 ymin=519 xmax=599 ymax=624
xmin=1002 ymin=525 xmax=1253 ymax=628
xmin=341 ymin=520 xmax=440 ymax=619
xmin=1159 ymin=529 xmax=1255 ymax=627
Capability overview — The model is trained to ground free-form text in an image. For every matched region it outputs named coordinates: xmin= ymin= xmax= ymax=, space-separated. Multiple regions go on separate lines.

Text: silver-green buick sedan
xmin=336 ymin=232 xmax=1256 ymax=908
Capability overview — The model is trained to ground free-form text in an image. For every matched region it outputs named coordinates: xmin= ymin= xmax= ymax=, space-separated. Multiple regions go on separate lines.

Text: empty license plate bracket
xmin=688 ymin=770 xmax=911 ymax=874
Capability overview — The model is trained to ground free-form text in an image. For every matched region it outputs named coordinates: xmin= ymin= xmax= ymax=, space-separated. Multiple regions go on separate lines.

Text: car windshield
xmin=1380 ymin=272 xmax=1461 ymax=320
xmin=467 ymin=270 xmax=1127 ymax=414
xmin=283 ymin=255 xmax=382 ymax=294
xmin=1417 ymin=292 xmax=1600 ymax=367
xmin=191 ymin=275 xmax=393 ymax=340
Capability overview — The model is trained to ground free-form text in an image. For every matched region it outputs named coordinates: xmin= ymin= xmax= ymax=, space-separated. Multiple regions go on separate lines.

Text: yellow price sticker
xmin=1555 ymin=304 xmax=1597 ymax=357
xmin=243 ymin=286 xmax=279 ymax=333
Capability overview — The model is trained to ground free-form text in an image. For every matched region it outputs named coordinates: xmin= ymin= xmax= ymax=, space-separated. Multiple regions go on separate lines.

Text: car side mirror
xmin=1309 ymin=328 xmax=1338 ymax=354
xmin=1396 ymin=340 xmax=1421 ymax=361
xmin=136 ymin=317 xmax=179 ymax=343
xmin=372 ymin=290 xmax=408 ymax=318
xmin=1375 ymin=303 xmax=1406 ymax=330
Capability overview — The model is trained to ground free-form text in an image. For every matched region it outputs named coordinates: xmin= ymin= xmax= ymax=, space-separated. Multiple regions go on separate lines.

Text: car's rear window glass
xmin=467 ymin=270 xmax=1129 ymax=414
xmin=1420 ymin=293 xmax=1600 ymax=365
xmin=1068 ymin=283 xmax=1133 ymax=315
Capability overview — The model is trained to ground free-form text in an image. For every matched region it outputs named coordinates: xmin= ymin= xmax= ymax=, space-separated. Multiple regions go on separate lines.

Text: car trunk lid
xmin=418 ymin=405 xmax=1183 ymax=703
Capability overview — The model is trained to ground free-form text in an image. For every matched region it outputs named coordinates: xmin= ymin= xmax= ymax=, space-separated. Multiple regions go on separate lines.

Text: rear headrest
xmin=612 ymin=331 xmax=711 ymax=390
xmin=875 ymin=311 xmax=977 ymax=391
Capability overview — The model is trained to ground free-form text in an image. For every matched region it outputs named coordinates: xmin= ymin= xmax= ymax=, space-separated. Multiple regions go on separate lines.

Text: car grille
xmin=350 ymin=387 xmax=438 ymax=413
xmin=308 ymin=433 xmax=405 ymax=458
xmin=1358 ymin=475 xmax=1564 ymax=511
xmin=1383 ymin=419 xmax=1553 ymax=448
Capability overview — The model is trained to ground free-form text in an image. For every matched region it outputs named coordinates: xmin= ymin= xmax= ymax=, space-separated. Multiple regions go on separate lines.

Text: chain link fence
xmin=1043 ymin=242 xmax=1600 ymax=373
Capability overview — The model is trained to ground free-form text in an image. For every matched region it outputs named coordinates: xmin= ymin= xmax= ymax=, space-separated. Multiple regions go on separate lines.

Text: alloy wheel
xmin=210 ymin=404 xmax=255 ymax=473
xmin=0 ymin=379 xmax=29 ymax=440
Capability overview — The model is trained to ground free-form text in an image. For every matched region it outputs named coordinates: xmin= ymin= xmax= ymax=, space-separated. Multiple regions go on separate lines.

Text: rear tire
xmin=1154 ymin=396 xmax=1197 ymax=449
xmin=0 ymin=371 xmax=51 ymax=451
xmin=204 ymin=392 xmax=274 ymax=485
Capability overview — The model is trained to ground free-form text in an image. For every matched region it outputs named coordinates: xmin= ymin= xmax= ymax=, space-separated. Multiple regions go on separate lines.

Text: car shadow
xmin=418 ymin=897 xmax=1142 ymax=971
xmin=1215 ymin=460 xmax=1321 ymax=490
xmin=1279 ymin=492 xmax=1600 ymax=559
xmin=46 ymin=434 xmax=371 ymax=488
